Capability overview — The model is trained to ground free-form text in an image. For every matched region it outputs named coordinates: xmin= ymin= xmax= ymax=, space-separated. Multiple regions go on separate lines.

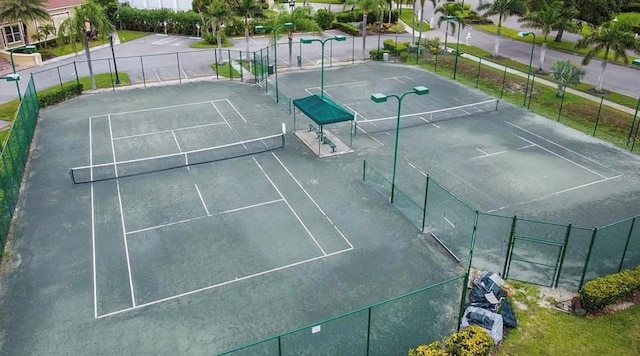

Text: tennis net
xmin=354 ymin=99 xmax=499 ymax=135
xmin=70 ymin=133 xmax=284 ymax=184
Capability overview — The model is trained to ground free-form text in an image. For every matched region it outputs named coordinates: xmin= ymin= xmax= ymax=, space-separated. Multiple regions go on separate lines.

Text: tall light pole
xmin=255 ymin=22 xmax=294 ymax=103
xmin=446 ymin=15 xmax=462 ymax=80
xmin=300 ymin=35 xmax=346 ymax=98
xmin=518 ymin=31 xmax=536 ymax=107
xmin=371 ymin=86 xmax=430 ymax=203
xmin=1 ymin=74 xmax=22 ymax=101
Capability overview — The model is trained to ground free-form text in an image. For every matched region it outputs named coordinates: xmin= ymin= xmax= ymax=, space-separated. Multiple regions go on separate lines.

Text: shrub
xmin=38 ymin=84 xmax=83 ymax=108
xmin=203 ymin=32 xmax=227 ymax=45
xmin=444 ymin=325 xmax=494 ymax=356
xmin=333 ymin=22 xmax=360 ymax=36
xmin=422 ymin=37 xmax=443 ymax=55
xmin=118 ymin=6 xmax=200 ymax=35
xmin=579 ymin=265 xmax=640 ymax=312
xmin=369 ymin=49 xmax=390 ymax=60
xmin=408 ymin=341 xmax=448 ymax=356
xmin=316 ymin=9 xmax=336 ymax=30
xmin=464 ymin=11 xmax=493 ymax=25
xmin=383 ymin=39 xmax=409 ymax=55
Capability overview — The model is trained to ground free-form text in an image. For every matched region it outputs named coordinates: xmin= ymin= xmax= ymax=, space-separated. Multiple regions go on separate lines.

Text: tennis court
xmin=0 ymin=81 xmax=461 ymax=355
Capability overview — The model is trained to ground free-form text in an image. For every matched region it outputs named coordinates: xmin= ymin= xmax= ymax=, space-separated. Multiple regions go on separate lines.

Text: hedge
xmin=333 ymin=22 xmax=360 ymax=36
xmin=38 ymin=83 xmax=83 ymax=108
xmin=579 ymin=265 xmax=640 ymax=312
xmin=408 ymin=325 xmax=494 ymax=356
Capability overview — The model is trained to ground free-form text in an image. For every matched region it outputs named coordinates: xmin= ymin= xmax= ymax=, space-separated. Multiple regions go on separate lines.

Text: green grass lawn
xmin=50 ymin=38 xmax=110 ymax=57
xmin=116 ymin=30 xmax=152 ymax=43
xmin=211 ymin=62 xmax=241 ymax=78
xmin=499 ymin=282 xmax=640 ymax=355
xmin=0 ymin=100 xmax=19 ymax=122
xmin=76 ymin=73 xmax=131 ymax=89
xmin=398 ymin=9 xmax=431 ymax=31
xmin=190 ymin=39 xmax=234 ymax=49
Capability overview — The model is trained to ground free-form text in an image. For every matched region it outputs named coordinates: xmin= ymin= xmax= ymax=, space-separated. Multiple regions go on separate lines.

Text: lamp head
xmin=255 ymin=25 xmax=266 ymax=32
xmin=300 ymin=38 xmax=314 ymax=44
xmin=413 ymin=86 xmax=429 ymax=95
xmin=334 ymin=35 xmax=346 ymax=41
xmin=445 ymin=15 xmax=458 ymax=20
xmin=633 ymin=59 xmax=640 ymax=66
xmin=283 ymin=22 xmax=293 ymax=29
xmin=371 ymin=93 xmax=388 ymax=103
xmin=518 ymin=31 xmax=533 ymax=37
xmin=0 ymin=74 xmax=20 ymax=82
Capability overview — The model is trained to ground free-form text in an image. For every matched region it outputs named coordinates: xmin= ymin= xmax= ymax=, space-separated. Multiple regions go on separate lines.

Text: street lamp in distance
xmin=518 ymin=31 xmax=536 ymax=108
xmin=300 ymin=35 xmax=346 ymax=98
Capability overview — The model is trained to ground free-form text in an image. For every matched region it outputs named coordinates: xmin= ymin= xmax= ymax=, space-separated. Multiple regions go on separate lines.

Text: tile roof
xmin=45 ymin=0 xmax=84 ymax=10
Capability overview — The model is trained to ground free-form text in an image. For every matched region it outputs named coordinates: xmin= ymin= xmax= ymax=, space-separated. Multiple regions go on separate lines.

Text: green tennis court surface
xmin=2 ymin=63 xmax=640 ymax=354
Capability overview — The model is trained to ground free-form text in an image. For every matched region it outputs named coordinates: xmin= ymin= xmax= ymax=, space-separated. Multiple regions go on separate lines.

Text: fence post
xmin=592 ymin=96 xmax=604 ymax=136
xmin=457 ymin=210 xmax=479 ymax=331
xmin=108 ymin=60 xmax=114 ymax=91
xmin=527 ymin=75 xmax=536 ymax=110
xmin=140 ymin=57 xmax=147 ymax=87
xmin=73 ymin=61 xmax=80 ymax=87
xmin=500 ymin=67 xmax=507 ymax=99
xmin=366 ymin=307 xmax=372 ymax=355
xmin=502 ymin=215 xmax=517 ymax=277
xmin=475 ymin=58 xmax=481 ymax=88
xmin=579 ymin=227 xmax=598 ymax=289
xmin=56 ymin=67 xmax=64 ymax=99
xmin=557 ymin=89 xmax=566 ymax=122
xmin=421 ymin=175 xmax=430 ymax=233
xmin=228 ymin=50 xmax=232 ymax=80
xmin=239 ymin=51 xmax=244 ymax=82
xmin=362 ymin=160 xmax=366 ymax=181
xmin=214 ymin=51 xmax=219 ymax=80
xmin=553 ymin=224 xmax=572 ymax=288
xmin=618 ymin=218 xmax=636 ymax=272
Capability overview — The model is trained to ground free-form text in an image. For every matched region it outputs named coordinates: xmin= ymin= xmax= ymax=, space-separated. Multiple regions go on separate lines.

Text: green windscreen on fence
xmin=0 ymin=75 xmax=39 ymax=252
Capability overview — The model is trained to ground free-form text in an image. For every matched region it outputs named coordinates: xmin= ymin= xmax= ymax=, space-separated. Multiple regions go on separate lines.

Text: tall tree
xmin=229 ymin=0 xmax=262 ymax=61
xmin=552 ymin=0 xmax=579 ymax=42
xmin=435 ymin=1 xmax=464 ymax=50
xmin=548 ymin=59 xmax=586 ymax=97
xmin=204 ymin=0 xmax=231 ymax=63
xmin=576 ymin=0 xmax=628 ymax=28
xmin=518 ymin=0 xmax=563 ymax=71
xmin=0 ymin=0 xmax=50 ymax=45
xmin=344 ymin=0 xmax=385 ymax=59
xmin=58 ymin=1 xmax=114 ymax=90
xmin=477 ymin=0 xmax=528 ymax=58
xmin=268 ymin=5 xmax=320 ymax=68
xmin=575 ymin=18 xmax=638 ymax=92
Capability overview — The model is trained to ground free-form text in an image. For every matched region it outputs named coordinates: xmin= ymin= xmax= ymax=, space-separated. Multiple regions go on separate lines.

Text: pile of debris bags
xmin=460 ymin=271 xmax=517 ymax=344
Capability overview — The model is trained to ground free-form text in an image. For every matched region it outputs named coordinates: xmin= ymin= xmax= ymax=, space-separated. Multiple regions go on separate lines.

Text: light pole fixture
xmin=629 ymin=58 xmax=640 ymax=149
xmin=255 ymin=22 xmax=294 ymax=103
xmin=446 ymin=15 xmax=462 ymax=80
xmin=109 ymin=35 xmax=121 ymax=84
xmin=370 ymin=86 xmax=430 ymax=203
xmin=518 ymin=31 xmax=536 ymax=107
xmin=9 ymin=45 xmax=37 ymax=74
xmin=1 ymin=73 xmax=22 ymax=101
xmin=300 ymin=35 xmax=346 ymax=98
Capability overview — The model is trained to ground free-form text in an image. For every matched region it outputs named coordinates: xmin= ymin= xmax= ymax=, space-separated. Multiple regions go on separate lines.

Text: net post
xmin=554 ymin=223 xmax=572 ymax=288
xmin=579 ymin=227 xmax=598 ymax=289
xmin=362 ymin=160 xmax=366 ymax=180
xmin=619 ymin=217 xmax=636 ymax=272
xmin=502 ymin=215 xmax=517 ymax=278
xmin=421 ymin=174 xmax=429 ymax=233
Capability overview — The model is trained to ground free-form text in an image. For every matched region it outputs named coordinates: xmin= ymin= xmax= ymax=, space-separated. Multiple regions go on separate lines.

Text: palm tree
xmin=435 ymin=1 xmax=464 ymax=50
xmin=344 ymin=0 xmax=386 ymax=58
xmin=229 ymin=0 xmax=262 ymax=61
xmin=0 ymin=0 xmax=50 ymax=45
xmin=548 ymin=59 xmax=585 ymax=97
xmin=204 ymin=0 xmax=231 ymax=63
xmin=517 ymin=0 xmax=563 ymax=71
xmin=576 ymin=18 xmax=638 ymax=92
xmin=415 ymin=0 xmax=437 ymax=53
xmin=477 ymin=0 xmax=528 ymax=58
xmin=552 ymin=0 xmax=579 ymax=42
xmin=58 ymin=1 xmax=113 ymax=90
xmin=268 ymin=5 xmax=320 ymax=68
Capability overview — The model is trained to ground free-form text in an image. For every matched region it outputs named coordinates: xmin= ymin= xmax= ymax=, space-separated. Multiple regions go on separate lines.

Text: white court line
xmin=172 ymin=130 xmax=210 ymax=216
xmin=252 ymin=156 xmax=327 ymax=255
xmin=95 ymin=99 xmax=228 ymax=117
xmin=272 ymin=152 xmax=353 ymax=249
xmin=444 ymin=217 xmax=455 ymax=228
xmin=180 ymin=66 xmax=189 ymax=79
xmin=303 ymin=80 xmax=368 ymax=93
xmin=518 ymin=144 xmax=536 ymax=149
xmin=107 ymin=115 xmax=118 ymax=176
xmin=225 ymin=99 xmax=248 ymax=123
xmin=407 ymin=162 xmax=428 ymax=177
xmin=210 ymin=102 xmax=232 ymax=129
xmin=470 ymin=150 xmax=508 ymax=160
xmin=153 ymin=68 xmax=161 ymax=82
xmin=108 ymin=116 xmax=136 ymax=307
xmin=96 ymin=247 xmax=352 ymax=319
xmin=219 ymin=199 xmax=284 ymax=215
xmin=488 ymin=175 xmax=622 ymax=213
xmin=476 ymin=148 xmax=489 ymax=156
xmin=90 ymin=117 xmax=98 ymax=319
xmin=114 ymin=122 xmax=227 ymax=140
xmin=516 ymin=135 xmax=607 ymax=179
xmin=506 ymin=121 xmax=622 ymax=175
xmin=345 ymin=104 xmax=386 ymax=146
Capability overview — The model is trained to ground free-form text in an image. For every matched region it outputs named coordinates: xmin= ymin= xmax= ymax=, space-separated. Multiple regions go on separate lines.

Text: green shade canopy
xmin=293 ymin=95 xmax=354 ymax=125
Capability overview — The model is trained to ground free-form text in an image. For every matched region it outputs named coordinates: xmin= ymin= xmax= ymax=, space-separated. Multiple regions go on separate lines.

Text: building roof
xmin=45 ymin=0 xmax=84 ymax=10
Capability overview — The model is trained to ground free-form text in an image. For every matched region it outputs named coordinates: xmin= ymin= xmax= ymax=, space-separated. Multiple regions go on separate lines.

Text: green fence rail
xmin=218 ymin=275 xmax=465 ymax=356
xmin=0 ymin=75 xmax=39 ymax=253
